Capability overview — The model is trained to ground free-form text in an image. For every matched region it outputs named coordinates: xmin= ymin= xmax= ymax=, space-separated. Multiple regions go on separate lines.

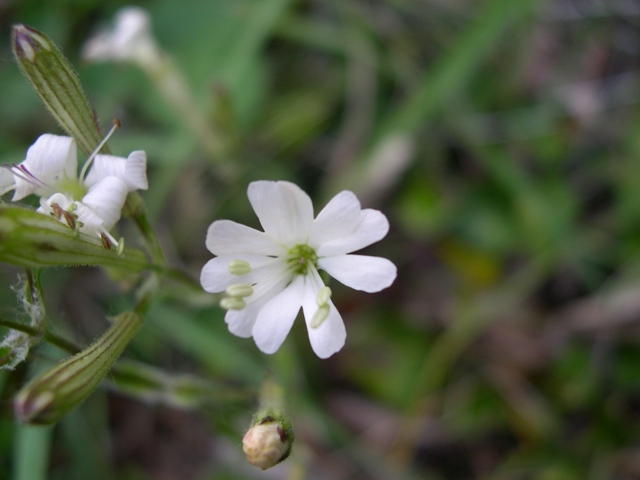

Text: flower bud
xmin=242 ymin=413 xmax=294 ymax=470
xmin=243 ymin=379 xmax=294 ymax=470
xmin=12 ymin=24 xmax=106 ymax=156
xmin=14 ymin=311 xmax=142 ymax=424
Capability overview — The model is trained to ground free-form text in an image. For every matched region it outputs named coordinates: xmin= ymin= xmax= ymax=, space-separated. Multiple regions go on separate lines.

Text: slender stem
xmin=0 ymin=317 xmax=79 ymax=354
xmin=126 ymin=196 xmax=166 ymax=267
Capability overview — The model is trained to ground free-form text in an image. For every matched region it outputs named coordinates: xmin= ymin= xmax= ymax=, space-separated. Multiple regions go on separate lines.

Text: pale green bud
xmin=12 ymin=24 xmax=107 ymax=156
xmin=0 ymin=205 xmax=147 ymax=272
xmin=14 ymin=311 xmax=142 ymax=424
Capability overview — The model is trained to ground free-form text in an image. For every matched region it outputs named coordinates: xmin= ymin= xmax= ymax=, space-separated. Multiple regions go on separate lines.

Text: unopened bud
xmin=242 ymin=413 xmax=294 ymax=470
xmin=12 ymin=24 xmax=106 ymax=156
xmin=14 ymin=311 xmax=142 ymax=424
xmin=243 ymin=379 xmax=294 ymax=470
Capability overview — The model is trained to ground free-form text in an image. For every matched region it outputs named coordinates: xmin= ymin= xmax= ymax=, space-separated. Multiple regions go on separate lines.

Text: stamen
xmin=228 ymin=259 xmax=252 ymax=276
xmin=226 ymin=283 xmax=254 ymax=298
xmin=99 ymin=230 xmax=119 ymax=250
xmin=316 ymin=286 xmax=332 ymax=306
xmin=51 ymin=202 xmax=63 ymax=220
xmin=61 ymin=210 xmax=77 ymax=230
xmin=310 ymin=304 xmax=330 ymax=328
xmin=16 ymin=164 xmax=47 ymax=186
xmin=3 ymin=164 xmax=47 ymax=188
xmin=79 ymin=118 xmax=121 ymax=182
xmin=100 ymin=233 xmax=111 ymax=250
xmin=220 ymin=297 xmax=246 ymax=311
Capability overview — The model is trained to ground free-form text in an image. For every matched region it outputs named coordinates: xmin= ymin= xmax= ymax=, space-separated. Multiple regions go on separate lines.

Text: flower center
xmin=286 ymin=244 xmax=318 ymax=275
xmin=57 ymin=177 xmax=87 ymax=200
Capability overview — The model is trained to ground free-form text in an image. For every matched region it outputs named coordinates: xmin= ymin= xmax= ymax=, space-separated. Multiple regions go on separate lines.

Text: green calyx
xmin=11 ymin=24 xmax=108 ymax=157
xmin=13 ymin=311 xmax=142 ymax=425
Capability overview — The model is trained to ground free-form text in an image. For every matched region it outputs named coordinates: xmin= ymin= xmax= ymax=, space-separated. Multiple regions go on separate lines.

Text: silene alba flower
xmin=81 ymin=6 xmax=160 ymax=68
xmin=200 ymin=180 xmax=397 ymax=358
xmin=0 ymin=123 xmax=147 ymax=247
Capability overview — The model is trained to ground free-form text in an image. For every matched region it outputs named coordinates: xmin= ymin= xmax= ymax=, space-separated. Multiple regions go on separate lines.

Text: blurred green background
xmin=2 ymin=0 xmax=640 ymax=478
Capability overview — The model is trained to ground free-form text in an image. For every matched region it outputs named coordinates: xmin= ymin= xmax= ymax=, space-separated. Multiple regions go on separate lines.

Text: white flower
xmin=200 ymin=180 xmax=397 ymax=358
xmin=82 ymin=7 xmax=160 ymax=68
xmin=2 ymin=133 xmax=147 ymax=243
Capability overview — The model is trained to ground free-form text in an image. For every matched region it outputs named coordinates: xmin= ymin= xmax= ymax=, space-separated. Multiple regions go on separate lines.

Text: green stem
xmin=0 ymin=318 xmax=79 ymax=354
xmin=124 ymin=192 xmax=166 ymax=267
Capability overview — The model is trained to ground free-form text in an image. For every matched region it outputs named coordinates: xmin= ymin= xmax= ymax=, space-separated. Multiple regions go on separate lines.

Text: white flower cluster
xmin=200 ymin=180 xmax=397 ymax=358
xmin=1 ymin=133 xmax=147 ymax=245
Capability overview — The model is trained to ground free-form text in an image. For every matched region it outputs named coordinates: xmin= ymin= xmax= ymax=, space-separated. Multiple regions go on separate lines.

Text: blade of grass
xmin=328 ymin=0 xmax=545 ymax=195
xmin=221 ymin=0 xmax=296 ymax=87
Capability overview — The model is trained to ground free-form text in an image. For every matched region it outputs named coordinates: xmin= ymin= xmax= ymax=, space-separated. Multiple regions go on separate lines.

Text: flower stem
xmin=0 ymin=317 xmax=79 ymax=354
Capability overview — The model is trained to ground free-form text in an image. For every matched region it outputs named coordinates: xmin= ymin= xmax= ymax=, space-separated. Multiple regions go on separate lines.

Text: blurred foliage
xmin=2 ymin=0 xmax=640 ymax=479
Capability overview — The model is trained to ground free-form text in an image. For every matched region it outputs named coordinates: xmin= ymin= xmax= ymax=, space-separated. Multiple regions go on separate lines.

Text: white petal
xmin=316 ymin=209 xmax=390 ymax=256
xmin=14 ymin=135 xmax=77 ymax=201
xmin=248 ymin=180 xmax=314 ymax=245
xmin=309 ymin=190 xmax=361 ymax=249
xmin=201 ymin=257 xmax=239 ymax=293
xmin=37 ymin=193 xmax=73 ymax=219
xmin=319 ymin=254 xmax=397 ymax=293
xmin=124 ymin=151 xmax=148 ymax=190
xmin=74 ymin=202 xmax=106 ymax=234
xmin=205 ymin=219 xmax=284 ymax=256
xmin=301 ymin=279 xmax=346 ymax=358
xmin=84 ymin=154 xmax=125 ymax=187
xmin=252 ymin=275 xmax=305 ymax=354
xmin=81 ymin=176 xmax=129 ymax=231
xmin=111 ymin=7 xmax=152 ymax=52
xmin=225 ymin=301 xmax=263 ymax=338
xmin=0 ymin=168 xmax=16 ymax=196
xmin=86 ymin=151 xmax=148 ymax=192
xmin=82 ymin=7 xmax=154 ymax=63
xmin=225 ymin=273 xmax=290 ymax=338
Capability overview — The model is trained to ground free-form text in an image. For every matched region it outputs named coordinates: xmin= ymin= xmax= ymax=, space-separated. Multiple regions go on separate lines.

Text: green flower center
xmin=286 ymin=244 xmax=318 ymax=275
xmin=57 ymin=177 xmax=87 ymax=200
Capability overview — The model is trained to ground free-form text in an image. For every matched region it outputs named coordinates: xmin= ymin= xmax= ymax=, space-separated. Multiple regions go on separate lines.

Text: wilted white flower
xmin=1 ymin=132 xmax=147 ymax=245
xmin=200 ymin=180 xmax=396 ymax=358
xmin=82 ymin=6 xmax=160 ymax=68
